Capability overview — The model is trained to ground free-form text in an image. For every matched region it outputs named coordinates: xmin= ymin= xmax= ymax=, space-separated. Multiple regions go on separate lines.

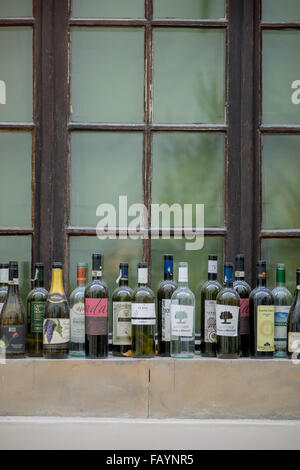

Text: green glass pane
xmin=0 ymin=0 xmax=32 ymax=17
xmin=262 ymin=135 xmax=300 ymax=229
xmin=152 ymin=133 xmax=224 ymax=227
xmin=263 ymin=31 xmax=300 ymax=125
xmin=262 ymin=0 xmax=300 ymax=22
xmin=153 ymin=29 xmax=225 ymax=124
xmin=70 ymin=132 xmax=143 ymax=226
xmin=72 ymin=0 xmax=144 ymax=18
xmin=0 ymin=27 xmax=32 ymax=122
xmin=151 ymin=236 xmax=224 ymax=333
xmin=262 ymin=238 xmax=300 ymax=293
xmin=0 ymin=132 xmax=31 ymax=226
xmin=154 ymin=0 xmax=225 ymax=19
xmin=71 ymin=28 xmax=144 ymax=123
xmin=69 ymin=236 xmax=143 ymax=329
xmin=0 ymin=236 xmax=31 ymax=305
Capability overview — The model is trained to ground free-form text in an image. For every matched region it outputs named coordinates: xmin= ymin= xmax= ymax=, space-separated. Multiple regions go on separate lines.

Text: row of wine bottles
xmin=0 ymin=254 xmax=299 ymax=359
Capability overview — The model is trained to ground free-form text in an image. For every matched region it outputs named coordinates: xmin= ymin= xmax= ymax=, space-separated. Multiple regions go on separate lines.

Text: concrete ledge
xmin=0 ymin=357 xmax=299 ymax=419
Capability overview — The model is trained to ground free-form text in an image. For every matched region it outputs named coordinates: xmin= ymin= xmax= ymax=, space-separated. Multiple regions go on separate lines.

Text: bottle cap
xmin=138 ymin=262 xmax=147 ymax=269
xmin=0 ymin=263 xmax=8 ymax=269
xmin=52 ymin=262 xmax=62 ymax=269
xmin=92 ymin=254 xmax=102 ymax=271
xmin=208 ymin=254 xmax=218 ymax=260
xmin=164 ymin=254 xmax=173 ymax=261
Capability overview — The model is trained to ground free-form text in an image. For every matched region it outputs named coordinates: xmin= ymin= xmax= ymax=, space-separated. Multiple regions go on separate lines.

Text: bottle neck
xmin=7 ymin=281 xmax=20 ymax=297
xmin=49 ymin=268 xmax=65 ymax=294
xmin=276 ymin=269 xmax=286 ymax=287
xmin=164 ymin=260 xmax=173 ymax=281
xmin=235 ymin=271 xmax=245 ymax=281
xmin=223 ymin=266 xmax=233 ymax=287
xmin=257 ymin=276 xmax=266 ymax=288
xmin=178 ymin=266 xmax=188 ymax=287
xmin=207 ymin=259 xmax=217 ymax=281
xmin=0 ymin=268 xmax=9 ymax=287
xmin=92 ymin=269 xmax=102 ymax=281
xmin=77 ymin=267 xmax=87 ymax=287
xmin=208 ymin=272 xmax=217 ymax=281
xmin=138 ymin=267 xmax=148 ymax=287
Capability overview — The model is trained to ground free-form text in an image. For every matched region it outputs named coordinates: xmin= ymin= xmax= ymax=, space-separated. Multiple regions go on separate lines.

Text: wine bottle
xmin=43 ymin=262 xmax=70 ymax=359
xmin=272 ymin=264 xmax=292 ymax=358
xmin=69 ymin=263 xmax=88 ymax=357
xmin=131 ymin=262 xmax=156 ymax=358
xmin=170 ymin=262 xmax=195 ymax=359
xmin=26 ymin=263 xmax=48 ymax=357
xmin=0 ymin=263 xmax=9 ymax=313
xmin=112 ymin=263 xmax=133 ymax=357
xmin=200 ymin=254 xmax=221 ymax=357
xmin=233 ymin=254 xmax=251 ymax=357
xmin=0 ymin=261 xmax=26 ymax=358
xmin=84 ymin=254 xmax=109 ymax=358
xmin=157 ymin=254 xmax=177 ymax=357
xmin=216 ymin=262 xmax=240 ymax=359
xmin=249 ymin=260 xmax=274 ymax=358
xmin=287 ymin=268 xmax=300 ymax=360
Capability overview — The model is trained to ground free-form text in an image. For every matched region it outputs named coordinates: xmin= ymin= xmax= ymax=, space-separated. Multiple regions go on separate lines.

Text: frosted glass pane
xmin=262 ymin=238 xmax=300 ymax=293
xmin=0 ymin=28 xmax=32 ymax=122
xmin=154 ymin=0 xmax=225 ymax=19
xmin=262 ymin=0 xmax=300 ymax=22
xmin=0 ymin=236 xmax=31 ymax=304
xmin=70 ymin=133 xmax=143 ymax=226
xmin=71 ymin=28 xmax=144 ymax=123
xmin=0 ymin=132 xmax=31 ymax=226
xmin=153 ymin=29 xmax=225 ymax=123
xmin=262 ymin=135 xmax=300 ymax=229
xmin=0 ymin=0 xmax=32 ymax=16
xmin=152 ymin=133 xmax=224 ymax=227
xmin=151 ymin=237 xmax=224 ymax=333
xmin=72 ymin=0 xmax=144 ymax=18
xmin=263 ymin=31 xmax=300 ymax=125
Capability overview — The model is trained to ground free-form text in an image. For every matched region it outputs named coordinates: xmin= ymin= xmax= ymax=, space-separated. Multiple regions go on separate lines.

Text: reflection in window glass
xmin=262 ymin=0 xmax=300 ymax=22
xmin=153 ymin=28 xmax=225 ymax=124
xmin=70 ymin=132 xmax=143 ymax=227
xmin=262 ymin=135 xmax=300 ymax=230
xmin=72 ymin=0 xmax=144 ymax=18
xmin=71 ymin=28 xmax=144 ymax=123
xmin=263 ymin=31 xmax=300 ymax=125
xmin=262 ymin=238 xmax=300 ymax=293
xmin=0 ymin=132 xmax=31 ymax=227
xmin=152 ymin=237 xmax=224 ymax=333
xmin=0 ymin=0 xmax=32 ymax=17
xmin=152 ymin=133 xmax=224 ymax=227
xmin=154 ymin=0 xmax=225 ymax=19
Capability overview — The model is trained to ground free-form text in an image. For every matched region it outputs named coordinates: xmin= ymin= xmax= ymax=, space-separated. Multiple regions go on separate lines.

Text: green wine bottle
xmin=26 ymin=263 xmax=48 ymax=357
xmin=287 ymin=268 xmax=300 ymax=359
xmin=272 ymin=264 xmax=292 ymax=358
xmin=0 ymin=263 xmax=9 ymax=313
xmin=233 ymin=254 xmax=251 ymax=357
xmin=112 ymin=263 xmax=133 ymax=357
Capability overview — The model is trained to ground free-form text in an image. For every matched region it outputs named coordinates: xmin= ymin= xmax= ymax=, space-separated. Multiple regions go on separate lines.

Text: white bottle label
xmin=162 ymin=299 xmax=171 ymax=341
xmin=208 ymin=260 xmax=217 ymax=274
xmin=274 ymin=306 xmax=290 ymax=350
xmin=131 ymin=303 xmax=156 ymax=325
xmin=204 ymin=300 xmax=217 ymax=343
xmin=0 ymin=303 xmax=4 ymax=314
xmin=288 ymin=332 xmax=300 ymax=353
xmin=216 ymin=304 xmax=239 ymax=337
xmin=113 ymin=301 xmax=131 ymax=345
xmin=43 ymin=318 xmax=70 ymax=345
xmin=70 ymin=302 xmax=85 ymax=342
xmin=171 ymin=304 xmax=194 ymax=337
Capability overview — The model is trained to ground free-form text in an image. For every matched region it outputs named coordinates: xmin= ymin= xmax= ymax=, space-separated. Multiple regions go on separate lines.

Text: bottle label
xmin=162 ymin=299 xmax=171 ymax=341
xmin=113 ymin=301 xmax=131 ymax=345
xmin=43 ymin=318 xmax=70 ymax=345
xmin=0 ymin=302 xmax=4 ymax=314
xmin=235 ymin=270 xmax=245 ymax=278
xmin=257 ymin=305 xmax=275 ymax=352
xmin=1 ymin=325 xmax=25 ymax=354
xmin=31 ymin=301 xmax=46 ymax=333
xmin=70 ymin=302 xmax=85 ymax=342
xmin=240 ymin=298 xmax=250 ymax=335
xmin=216 ymin=304 xmax=239 ymax=337
xmin=131 ymin=303 xmax=156 ymax=325
xmin=208 ymin=260 xmax=217 ymax=274
xmin=178 ymin=267 xmax=188 ymax=283
xmin=171 ymin=304 xmax=194 ymax=337
xmin=288 ymin=332 xmax=300 ymax=353
xmin=204 ymin=300 xmax=216 ymax=343
xmin=85 ymin=298 xmax=108 ymax=335
xmin=274 ymin=306 xmax=290 ymax=353
xmin=48 ymin=292 xmax=66 ymax=304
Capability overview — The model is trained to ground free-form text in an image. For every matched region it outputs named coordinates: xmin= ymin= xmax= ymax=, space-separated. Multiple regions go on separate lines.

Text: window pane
xmin=151 ymin=236 xmax=224 ymax=333
xmin=262 ymin=238 xmax=300 ymax=293
xmin=70 ymin=132 xmax=143 ymax=226
xmin=0 ymin=27 xmax=32 ymax=122
xmin=71 ymin=28 xmax=144 ymax=123
xmin=0 ymin=0 xmax=32 ymax=17
xmin=72 ymin=0 xmax=144 ymax=18
xmin=154 ymin=0 xmax=225 ymax=19
xmin=153 ymin=29 xmax=225 ymax=124
xmin=262 ymin=135 xmax=300 ymax=229
xmin=0 ymin=132 xmax=31 ymax=226
xmin=263 ymin=31 xmax=300 ymax=125
xmin=0 ymin=236 xmax=31 ymax=304
xmin=152 ymin=133 xmax=224 ymax=227
xmin=262 ymin=0 xmax=300 ymax=22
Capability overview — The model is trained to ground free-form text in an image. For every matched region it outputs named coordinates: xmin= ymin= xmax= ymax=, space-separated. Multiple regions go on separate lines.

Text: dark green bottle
xmin=200 ymin=254 xmax=222 ymax=357
xmin=112 ymin=263 xmax=133 ymax=357
xmin=233 ymin=254 xmax=251 ymax=357
xmin=287 ymin=269 xmax=300 ymax=359
xmin=26 ymin=263 xmax=48 ymax=357
xmin=0 ymin=263 xmax=9 ymax=313
xmin=272 ymin=264 xmax=292 ymax=358
xmin=216 ymin=262 xmax=240 ymax=359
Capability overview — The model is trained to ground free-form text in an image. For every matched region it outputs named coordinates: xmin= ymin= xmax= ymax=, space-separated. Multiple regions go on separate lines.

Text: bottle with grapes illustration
xmin=43 ymin=262 xmax=70 ymax=359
